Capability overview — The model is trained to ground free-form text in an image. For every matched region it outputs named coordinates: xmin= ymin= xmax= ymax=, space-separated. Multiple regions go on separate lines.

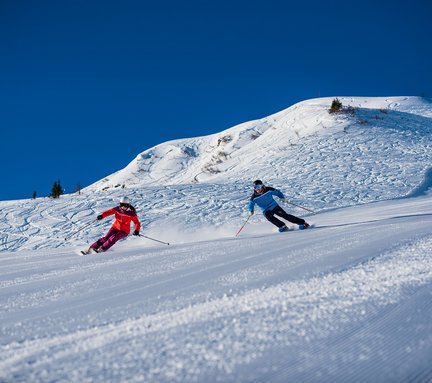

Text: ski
xmin=278 ymin=223 xmax=314 ymax=233
xmin=80 ymin=247 xmax=105 ymax=256
xmin=298 ymin=223 xmax=314 ymax=230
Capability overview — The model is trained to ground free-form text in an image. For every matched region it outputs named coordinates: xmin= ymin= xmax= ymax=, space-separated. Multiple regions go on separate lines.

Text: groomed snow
xmin=1 ymin=195 xmax=432 ymax=382
xmin=1 ymin=96 xmax=432 ymax=382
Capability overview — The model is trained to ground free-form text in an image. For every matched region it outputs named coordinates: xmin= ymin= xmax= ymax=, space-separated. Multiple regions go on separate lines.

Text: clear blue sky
xmin=1 ymin=0 xmax=431 ymax=201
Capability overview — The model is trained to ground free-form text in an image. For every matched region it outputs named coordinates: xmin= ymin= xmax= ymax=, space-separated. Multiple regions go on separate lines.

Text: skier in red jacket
xmin=83 ymin=197 xmax=141 ymax=254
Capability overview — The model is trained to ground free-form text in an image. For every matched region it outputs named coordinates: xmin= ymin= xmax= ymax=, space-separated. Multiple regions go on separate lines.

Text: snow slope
xmin=1 ymin=195 xmax=432 ymax=382
xmin=1 ymin=96 xmax=432 ymax=382
xmin=87 ymin=96 xmax=432 ymax=203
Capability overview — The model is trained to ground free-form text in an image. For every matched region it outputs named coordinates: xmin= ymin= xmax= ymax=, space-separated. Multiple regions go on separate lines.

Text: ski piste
xmin=79 ymin=224 xmax=312 ymax=253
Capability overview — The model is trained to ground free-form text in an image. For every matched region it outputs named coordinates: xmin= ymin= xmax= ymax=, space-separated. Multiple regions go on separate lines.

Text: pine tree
xmin=51 ymin=181 xmax=58 ymax=198
xmin=329 ymin=98 xmax=343 ymax=114
xmin=51 ymin=180 xmax=63 ymax=198
xmin=57 ymin=180 xmax=63 ymax=197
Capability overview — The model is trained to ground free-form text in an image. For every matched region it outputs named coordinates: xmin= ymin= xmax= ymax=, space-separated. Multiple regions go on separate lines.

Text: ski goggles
xmin=254 ymin=184 xmax=264 ymax=190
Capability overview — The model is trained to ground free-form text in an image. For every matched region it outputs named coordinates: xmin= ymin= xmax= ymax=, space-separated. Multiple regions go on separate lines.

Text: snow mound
xmin=406 ymin=167 xmax=432 ymax=197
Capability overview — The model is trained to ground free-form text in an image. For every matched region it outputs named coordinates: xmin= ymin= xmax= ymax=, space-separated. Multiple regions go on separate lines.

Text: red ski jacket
xmin=101 ymin=206 xmax=141 ymax=234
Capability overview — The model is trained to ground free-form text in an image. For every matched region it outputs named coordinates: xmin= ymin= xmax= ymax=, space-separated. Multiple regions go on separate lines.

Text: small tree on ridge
xmin=329 ymin=98 xmax=343 ymax=114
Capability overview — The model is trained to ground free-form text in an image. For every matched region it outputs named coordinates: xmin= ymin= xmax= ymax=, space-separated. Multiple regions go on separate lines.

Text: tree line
xmin=32 ymin=181 xmax=81 ymax=199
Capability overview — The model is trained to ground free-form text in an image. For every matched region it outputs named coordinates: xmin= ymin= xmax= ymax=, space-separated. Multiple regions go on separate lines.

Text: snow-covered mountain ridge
xmin=88 ymin=96 xmax=432 ymax=194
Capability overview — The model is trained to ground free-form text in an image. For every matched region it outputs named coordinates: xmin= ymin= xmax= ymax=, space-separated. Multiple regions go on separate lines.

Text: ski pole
xmin=282 ymin=200 xmax=317 ymax=215
xmin=64 ymin=221 xmax=95 ymax=241
xmin=235 ymin=214 xmax=252 ymax=237
xmin=139 ymin=234 xmax=170 ymax=246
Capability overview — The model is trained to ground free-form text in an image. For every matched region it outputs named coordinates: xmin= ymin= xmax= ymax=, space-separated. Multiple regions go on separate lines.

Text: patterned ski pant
xmin=90 ymin=227 xmax=128 ymax=251
xmin=264 ymin=205 xmax=305 ymax=228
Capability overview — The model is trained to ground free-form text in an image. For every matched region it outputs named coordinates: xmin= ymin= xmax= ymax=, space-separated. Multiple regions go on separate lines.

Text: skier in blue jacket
xmin=248 ymin=180 xmax=310 ymax=232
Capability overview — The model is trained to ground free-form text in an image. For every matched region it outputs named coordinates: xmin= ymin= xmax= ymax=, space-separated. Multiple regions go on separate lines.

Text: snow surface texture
xmin=1 ymin=96 xmax=432 ymax=382
xmin=89 ymin=96 xmax=432 ymax=203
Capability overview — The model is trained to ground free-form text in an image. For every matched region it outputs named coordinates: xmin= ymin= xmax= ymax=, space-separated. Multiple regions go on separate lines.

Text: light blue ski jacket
xmin=248 ymin=187 xmax=285 ymax=213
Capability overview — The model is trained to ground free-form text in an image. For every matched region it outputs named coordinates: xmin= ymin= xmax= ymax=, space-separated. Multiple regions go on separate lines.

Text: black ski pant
xmin=264 ymin=205 xmax=305 ymax=228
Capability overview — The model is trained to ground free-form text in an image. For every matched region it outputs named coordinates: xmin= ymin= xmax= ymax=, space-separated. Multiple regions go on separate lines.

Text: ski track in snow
xmin=1 ymin=96 xmax=432 ymax=382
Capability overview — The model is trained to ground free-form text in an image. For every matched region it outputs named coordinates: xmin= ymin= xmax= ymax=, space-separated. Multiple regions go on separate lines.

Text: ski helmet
xmin=253 ymin=180 xmax=263 ymax=186
xmin=119 ymin=196 xmax=130 ymax=205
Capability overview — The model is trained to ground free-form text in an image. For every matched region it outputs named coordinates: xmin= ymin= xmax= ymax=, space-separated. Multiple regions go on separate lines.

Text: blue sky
xmin=1 ymin=0 xmax=431 ymax=201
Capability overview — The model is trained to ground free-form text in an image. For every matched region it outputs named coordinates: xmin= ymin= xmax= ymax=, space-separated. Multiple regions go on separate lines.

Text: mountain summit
xmin=88 ymin=96 xmax=432 ymax=202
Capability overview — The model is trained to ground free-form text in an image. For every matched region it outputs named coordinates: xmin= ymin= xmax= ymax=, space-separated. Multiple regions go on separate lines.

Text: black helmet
xmin=253 ymin=180 xmax=263 ymax=186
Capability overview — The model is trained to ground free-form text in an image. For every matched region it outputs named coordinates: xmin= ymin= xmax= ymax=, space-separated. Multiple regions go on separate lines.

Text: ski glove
xmin=97 ymin=215 xmax=103 ymax=220
xmin=133 ymin=230 xmax=140 ymax=236
xmin=249 ymin=211 xmax=254 ymax=216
